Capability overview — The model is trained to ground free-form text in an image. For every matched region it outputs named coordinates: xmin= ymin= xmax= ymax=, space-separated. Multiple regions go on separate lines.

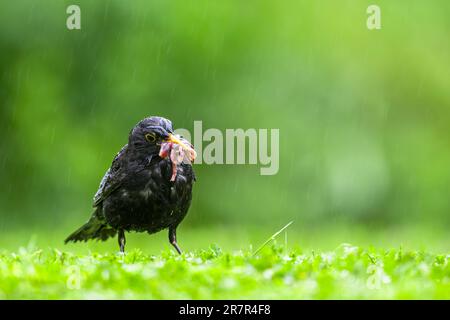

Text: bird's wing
xmin=93 ymin=144 xmax=128 ymax=207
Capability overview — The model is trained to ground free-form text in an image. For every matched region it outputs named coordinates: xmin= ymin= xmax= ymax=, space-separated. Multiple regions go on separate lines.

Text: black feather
xmin=65 ymin=116 xmax=195 ymax=254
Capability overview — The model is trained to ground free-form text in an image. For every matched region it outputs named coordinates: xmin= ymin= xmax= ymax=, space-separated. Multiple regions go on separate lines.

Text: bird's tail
xmin=64 ymin=210 xmax=117 ymax=243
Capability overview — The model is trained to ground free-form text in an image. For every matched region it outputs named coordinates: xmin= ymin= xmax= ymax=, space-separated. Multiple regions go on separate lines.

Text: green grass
xmin=0 ymin=243 xmax=448 ymax=299
xmin=3 ymin=223 xmax=450 ymax=253
xmin=1 ymin=225 xmax=449 ymax=299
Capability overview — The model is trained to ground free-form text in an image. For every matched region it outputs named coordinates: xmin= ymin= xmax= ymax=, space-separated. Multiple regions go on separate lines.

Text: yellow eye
xmin=145 ymin=133 xmax=156 ymax=142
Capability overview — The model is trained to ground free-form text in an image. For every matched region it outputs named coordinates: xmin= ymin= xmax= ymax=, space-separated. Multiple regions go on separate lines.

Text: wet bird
xmin=65 ymin=116 xmax=196 ymax=254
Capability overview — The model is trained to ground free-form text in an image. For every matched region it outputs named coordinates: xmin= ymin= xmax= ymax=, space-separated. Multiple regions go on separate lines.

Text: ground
xmin=1 ymin=227 xmax=449 ymax=299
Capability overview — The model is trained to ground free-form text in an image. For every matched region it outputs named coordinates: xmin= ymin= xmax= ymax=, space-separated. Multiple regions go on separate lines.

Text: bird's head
xmin=128 ymin=116 xmax=196 ymax=161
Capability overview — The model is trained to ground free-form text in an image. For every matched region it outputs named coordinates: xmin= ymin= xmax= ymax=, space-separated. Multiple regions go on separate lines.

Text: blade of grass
xmin=252 ymin=221 xmax=293 ymax=256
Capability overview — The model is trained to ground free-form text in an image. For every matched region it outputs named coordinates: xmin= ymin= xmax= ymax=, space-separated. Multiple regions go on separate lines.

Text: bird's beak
xmin=167 ymin=134 xmax=197 ymax=161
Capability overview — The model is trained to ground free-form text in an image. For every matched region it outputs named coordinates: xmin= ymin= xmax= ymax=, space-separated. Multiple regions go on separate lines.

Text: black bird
xmin=65 ymin=116 xmax=196 ymax=254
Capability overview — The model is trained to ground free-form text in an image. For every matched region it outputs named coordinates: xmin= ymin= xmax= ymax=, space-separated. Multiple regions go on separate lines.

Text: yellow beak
xmin=167 ymin=134 xmax=197 ymax=161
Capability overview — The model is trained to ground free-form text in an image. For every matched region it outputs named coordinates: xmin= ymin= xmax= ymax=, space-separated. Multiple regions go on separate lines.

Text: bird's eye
xmin=145 ymin=133 xmax=156 ymax=142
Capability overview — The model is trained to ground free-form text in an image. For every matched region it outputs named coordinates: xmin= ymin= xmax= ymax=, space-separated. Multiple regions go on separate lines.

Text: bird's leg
xmin=118 ymin=229 xmax=126 ymax=254
xmin=168 ymin=227 xmax=182 ymax=255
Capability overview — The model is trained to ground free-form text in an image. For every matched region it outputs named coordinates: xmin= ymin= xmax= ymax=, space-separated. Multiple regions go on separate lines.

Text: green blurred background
xmin=0 ymin=1 xmax=449 ymax=252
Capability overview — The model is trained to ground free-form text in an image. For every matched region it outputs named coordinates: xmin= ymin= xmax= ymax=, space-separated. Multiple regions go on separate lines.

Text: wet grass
xmin=0 ymin=243 xmax=448 ymax=299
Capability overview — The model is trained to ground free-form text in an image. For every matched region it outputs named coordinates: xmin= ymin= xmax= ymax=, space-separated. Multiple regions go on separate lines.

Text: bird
xmin=64 ymin=116 xmax=196 ymax=254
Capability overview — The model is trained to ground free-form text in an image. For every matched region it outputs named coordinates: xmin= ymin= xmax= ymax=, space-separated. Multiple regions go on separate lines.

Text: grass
xmin=0 ymin=224 xmax=449 ymax=299
xmin=2 ymin=223 xmax=450 ymax=253
xmin=0 ymin=242 xmax=449 ymax=299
